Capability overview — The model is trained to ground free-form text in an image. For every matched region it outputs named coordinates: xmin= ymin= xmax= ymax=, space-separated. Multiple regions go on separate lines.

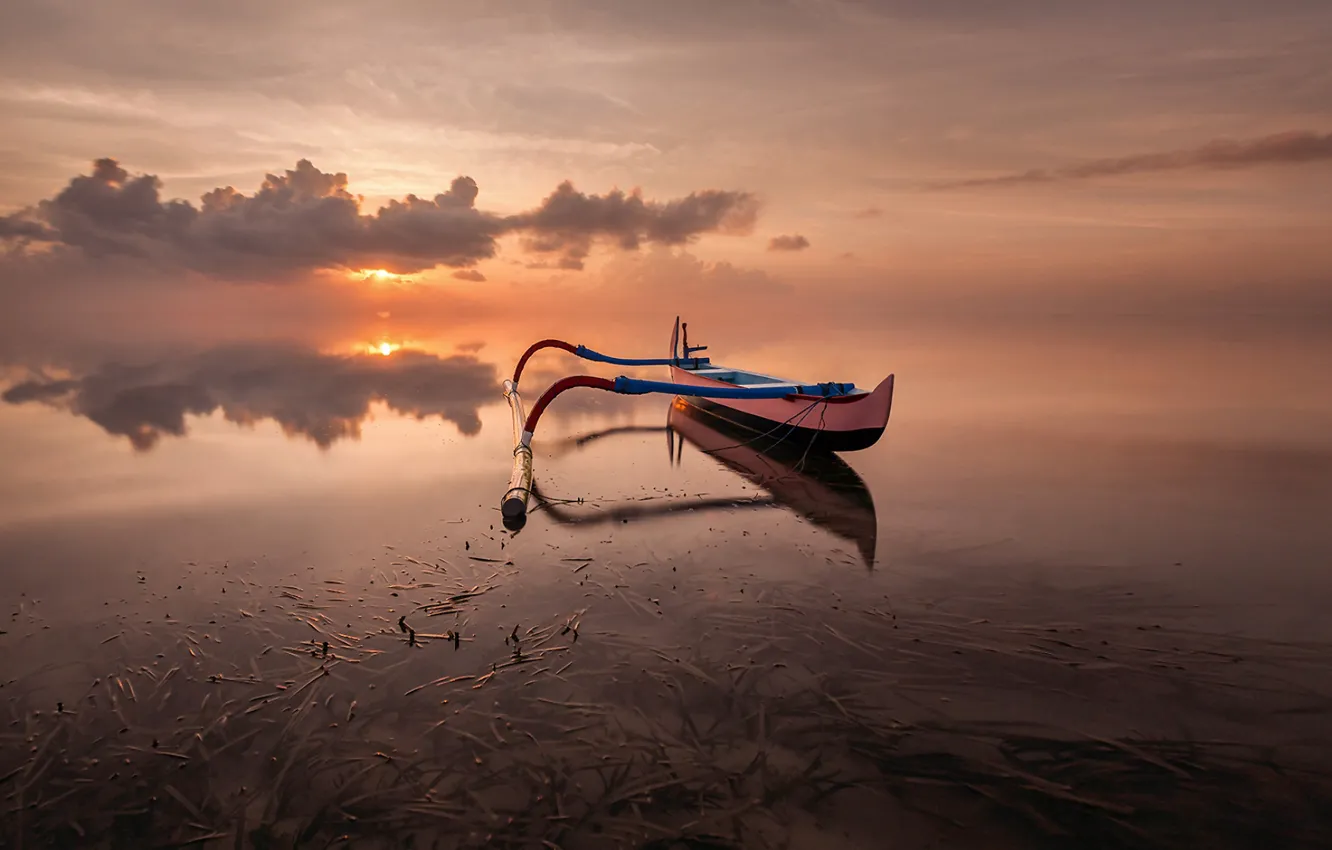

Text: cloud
xmin=936 ymin=130 xmax=1332 ymax=189
xmin=767 ymin=234 xmax=810 ymax=251
xmin=0 ymin=216 xmax=57 ymax=241
xmin=506 ymin=181 xmax=759 ymax=270
xmin=1 ymin=159 xmax=499 ymax=276
xmin=0 ymin=378 xmax=78 ymax=403
xmin=1 ymin=344 xmax=498 ymax=450
xmin=0 ymin=159 xmax=760 ymax=279
xmin=852 ymin=206 xmax=883 ymax=219
xmin=451 ymin=269 xmax=487 ymax=282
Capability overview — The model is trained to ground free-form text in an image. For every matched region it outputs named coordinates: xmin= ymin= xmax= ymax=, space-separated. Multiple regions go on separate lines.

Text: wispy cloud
xmin=509 ymin=181 xmax=759 ymax=271
xmin=935 ymin=130 xmax=1332 ymax=189
xmin=0 ymin=216 xmax=56 ymax=240
xmin=451 ymin=269 xmax=487 ymax=282
xmin=0 ymin=159 xmax=759 ymax=277
xmin=767 ymin=233 xmax=810 ymax=251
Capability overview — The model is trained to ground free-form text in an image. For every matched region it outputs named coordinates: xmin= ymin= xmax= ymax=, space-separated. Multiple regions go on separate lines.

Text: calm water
xmin=3 ymin=316 xmax=1332 ymax=848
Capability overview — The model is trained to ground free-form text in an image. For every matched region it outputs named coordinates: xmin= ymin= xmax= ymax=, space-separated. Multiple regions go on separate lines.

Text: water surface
xmin=3 ymin=317 xmax=1331 ymax=848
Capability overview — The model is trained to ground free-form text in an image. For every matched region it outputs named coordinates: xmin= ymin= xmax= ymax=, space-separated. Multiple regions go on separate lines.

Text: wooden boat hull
xmin=668 ymin=365 xmax=894 ymax=453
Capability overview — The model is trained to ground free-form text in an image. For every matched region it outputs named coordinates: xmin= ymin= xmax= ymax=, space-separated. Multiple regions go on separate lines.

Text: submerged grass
xmin=3 ymin=555 xmax=1332 ymax=849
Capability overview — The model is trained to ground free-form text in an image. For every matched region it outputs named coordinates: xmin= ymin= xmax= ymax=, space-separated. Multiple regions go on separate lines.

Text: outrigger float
xmin=501 ymin=317 xmax=895 ymax=521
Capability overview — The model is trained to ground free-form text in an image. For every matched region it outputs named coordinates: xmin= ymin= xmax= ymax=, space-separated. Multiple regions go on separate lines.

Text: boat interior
xmin=680 ymin=362 xmax=864 ymax=394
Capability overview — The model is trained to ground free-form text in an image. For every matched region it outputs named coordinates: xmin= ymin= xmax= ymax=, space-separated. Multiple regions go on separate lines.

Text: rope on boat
xmin=790 ymin=398 xmax=830 ymax=475
xmin=689 ymin=396 xmax=828 ymax=456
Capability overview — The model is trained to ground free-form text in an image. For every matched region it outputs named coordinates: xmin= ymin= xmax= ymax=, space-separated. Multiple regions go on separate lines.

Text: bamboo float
xmin=501 ymin=379 xmax=533 ymax=521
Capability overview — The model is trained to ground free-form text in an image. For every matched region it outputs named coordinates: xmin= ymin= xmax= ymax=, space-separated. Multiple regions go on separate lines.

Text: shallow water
xmin=3 ymin=317 xmax=1332 ymax=848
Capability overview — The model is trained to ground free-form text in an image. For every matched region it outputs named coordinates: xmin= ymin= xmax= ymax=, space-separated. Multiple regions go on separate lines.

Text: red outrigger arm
xmin=502 ymin=374 xmax=618 ymax=522
xmin=501 ymin=375 xmax=630 ymax=522
xmin=520 ymin=376 xmax=615 ymax=445
xmin=511 ymin=339 xmax=578 ymax=386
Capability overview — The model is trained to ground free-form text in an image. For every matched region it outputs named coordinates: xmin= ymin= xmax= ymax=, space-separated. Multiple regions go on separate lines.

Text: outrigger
xmin=501 ymin=317 xmax=894 ymax=521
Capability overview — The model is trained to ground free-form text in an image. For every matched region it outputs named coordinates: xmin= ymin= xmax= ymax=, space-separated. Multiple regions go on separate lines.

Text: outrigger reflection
xmin=501 ymin=318 xmax=895 ymax=522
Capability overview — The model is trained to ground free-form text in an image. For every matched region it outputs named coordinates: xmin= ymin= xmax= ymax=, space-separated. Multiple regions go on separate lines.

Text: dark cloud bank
xmin=0 ymin=159 xmax=759 ymax=277
xmin=1 ymin=345 xmax=498 ymax=450
xmin=937 ymin=130 xmax=1332 ymax=189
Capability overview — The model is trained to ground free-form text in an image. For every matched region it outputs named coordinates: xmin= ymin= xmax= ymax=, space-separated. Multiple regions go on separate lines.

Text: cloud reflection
xmin=1 ymin=344 xmax=497 ymax=450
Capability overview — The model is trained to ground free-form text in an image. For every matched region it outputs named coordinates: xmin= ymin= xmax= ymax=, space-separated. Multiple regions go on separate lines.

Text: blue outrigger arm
xmin=510 ymin=339 xmax=710 ymax=387
xmin=573 ymin=346 xmax=710 ymax=369
xmin=608 ymin=376 xmax=855 ymax=399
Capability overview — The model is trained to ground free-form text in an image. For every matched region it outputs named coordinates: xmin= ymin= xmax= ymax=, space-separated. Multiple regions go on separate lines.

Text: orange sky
xmin=0 ymin=0 xmax=1330 ymax=372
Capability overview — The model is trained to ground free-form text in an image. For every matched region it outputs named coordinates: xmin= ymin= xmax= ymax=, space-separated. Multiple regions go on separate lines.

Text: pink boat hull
xmin=668 ymin=365 xmax=894 ymax=452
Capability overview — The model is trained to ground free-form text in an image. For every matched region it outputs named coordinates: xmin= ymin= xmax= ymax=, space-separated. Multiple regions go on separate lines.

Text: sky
xmin=1 ymin=0 xmax=1331 ymax=374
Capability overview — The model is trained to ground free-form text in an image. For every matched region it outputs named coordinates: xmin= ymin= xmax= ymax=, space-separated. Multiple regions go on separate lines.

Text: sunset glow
xmin=2 ymin=4 xmax=1331 ymax=847
xmin=360 ymin=269 xmax=405 ymax=284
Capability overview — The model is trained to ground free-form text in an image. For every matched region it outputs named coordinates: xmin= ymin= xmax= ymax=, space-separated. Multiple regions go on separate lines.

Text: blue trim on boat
xmin=574 ymin=345 xmax=710 ymax=369
xmin=611 ymin=376 xmax=856 ymax=398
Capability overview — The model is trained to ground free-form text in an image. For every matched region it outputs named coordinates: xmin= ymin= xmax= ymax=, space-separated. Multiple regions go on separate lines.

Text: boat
xmin=664 ymin=319 xmax=894 ymax=454
xmin=501 ymin=317 xmax=894 ymax=522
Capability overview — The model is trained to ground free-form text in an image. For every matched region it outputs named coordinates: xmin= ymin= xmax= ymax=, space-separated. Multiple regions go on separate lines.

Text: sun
xmin=371 ymin=342 xmax=401 ymax=356
xmin=358 ymin=268 xmax=406 ymax=283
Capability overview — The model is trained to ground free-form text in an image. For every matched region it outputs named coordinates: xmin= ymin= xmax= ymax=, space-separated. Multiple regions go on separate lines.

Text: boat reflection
xmin=532 ymin=396 xmax=878 ymax=568
xmin=544 ymin=425 xmax=670 ymax=458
